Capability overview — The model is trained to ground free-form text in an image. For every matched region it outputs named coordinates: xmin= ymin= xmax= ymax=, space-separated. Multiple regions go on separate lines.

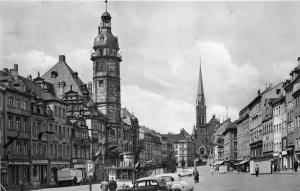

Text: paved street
xmin=36 ymin=166 xmax=300 ymax=191
xmin=182 ymin=166 xmax=300 ymax=191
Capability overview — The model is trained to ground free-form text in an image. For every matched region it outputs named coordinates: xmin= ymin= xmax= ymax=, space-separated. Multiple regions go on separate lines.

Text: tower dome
xmin=93 ymin=30 xmax=119 ymax=49
xmin=101 ymin=11 xmax=111 ymax=22
xmin=93 ymin=10 xmax=119 ymax=50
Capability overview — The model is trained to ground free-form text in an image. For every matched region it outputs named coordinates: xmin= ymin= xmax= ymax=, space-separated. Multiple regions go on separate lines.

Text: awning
xmin=238 ymin=160 xmax=249 ymax=165
xmin=214 ymin=161 xmax=224 ymax=165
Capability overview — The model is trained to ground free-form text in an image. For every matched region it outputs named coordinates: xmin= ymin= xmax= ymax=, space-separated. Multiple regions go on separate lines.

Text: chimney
xmin=14 ymin=64 xmax=18 ymax=73
xmin=58 ymin=81 xmax=65 ymax=99
xmin=257 ymin=89 xmax=261 ymax=96
xmin=98 ymin=26 xmax=101 ymax=34
xmin=298 ymin=57 xmax=300 ymax=65
xmin=11 ymin=64 xmax=18 ymax=81
xmin=59 ymin=55 xmax=66 ymax=62
xmin=87 ymin=82 xmax=92 ymax=94
xmin=73 ymin=72 xmax=78 ymax=78
xmin=27 ymin=75 xmax=32 ymax=81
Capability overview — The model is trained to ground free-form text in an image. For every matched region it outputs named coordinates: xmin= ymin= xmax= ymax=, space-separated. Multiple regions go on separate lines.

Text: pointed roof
xmin=41 ymin=55 xmax=87 ymax=97
xmin=196 ymin=63 xmax=205 ymax=105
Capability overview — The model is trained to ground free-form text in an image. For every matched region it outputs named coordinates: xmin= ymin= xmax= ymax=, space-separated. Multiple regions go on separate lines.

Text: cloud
xmin=122 ymin=84 xmax=195 ymax=134
xmin=2 ymin=1 xmax=300 ymax=134
xmin=0 ymin=50 xmax=56 ymax=77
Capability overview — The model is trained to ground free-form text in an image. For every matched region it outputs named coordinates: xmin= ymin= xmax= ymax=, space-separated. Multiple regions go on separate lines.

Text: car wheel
xmin=174 ymin=189 xmax=181 ymax=191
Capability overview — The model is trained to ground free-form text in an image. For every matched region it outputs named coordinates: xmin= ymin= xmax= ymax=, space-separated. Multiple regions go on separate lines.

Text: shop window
xmin=33 ymin=166 xmax=38 ymax=177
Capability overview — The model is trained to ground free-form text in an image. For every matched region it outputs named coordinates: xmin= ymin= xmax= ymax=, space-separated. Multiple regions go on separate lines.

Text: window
xmin=135 ymin=181 xmax=146 ymax=187
xmin=50 ymin=144 xmax=53 ymax=155
xmin=59 ymin=107 xmax=61 ymax=118
xmin=16 ymin=117 xmax=20 ymax=131
xmin=8 ymin=116 xmax=13 ymax=130
xmin=98 ymin=80 xmax=104 ymax=87
xmin=55 ymin=106 xmax=57 ymax=117
xmin=8 ymin=97 xmax=13 ymax=107
xmin=15 ymin=141 xmax=20 ymax=155
xmin=23 ymin=118 xmax=28 ymax=132
xmin=62 ymin=108 xmax=65 ymax=119
xmin=149 ymin=180 xmax=158 ymax=186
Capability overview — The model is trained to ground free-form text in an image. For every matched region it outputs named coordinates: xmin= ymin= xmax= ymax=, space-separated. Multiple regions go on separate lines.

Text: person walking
xmin=193 ymin=168 xmax=199 ymax=183
xmin=108 ymin=177 xmax=117 ymax=191
xmin=100 ymin=179 xmax=109 ymax=191
xmin=210 ymin=165 xmax=214 ymax=175
xmin=255 ymin=164 xmax=259 ymax=177
xmin=294 ymin=160 xmax=299 ymax=173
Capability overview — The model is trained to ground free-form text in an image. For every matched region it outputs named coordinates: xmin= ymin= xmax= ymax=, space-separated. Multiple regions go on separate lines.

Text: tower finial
xmin=105 ymin=0 xmax=108 ymax=12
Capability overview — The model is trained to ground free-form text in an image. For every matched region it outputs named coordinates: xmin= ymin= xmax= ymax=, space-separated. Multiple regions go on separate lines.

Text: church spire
xmin=197 ymin=59 xmax=205 ymax=106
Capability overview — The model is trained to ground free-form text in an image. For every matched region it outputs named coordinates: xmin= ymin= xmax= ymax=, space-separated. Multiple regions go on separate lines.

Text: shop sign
xmin=32 ymin=160 xmax=48 ymax=164
xmin=74 ymin=164 xmax=86 ymax=169
xmin=50 ymin=161 xmax=70 ymax=165
xmin=9 ymin=161 xmax=30 ymax=165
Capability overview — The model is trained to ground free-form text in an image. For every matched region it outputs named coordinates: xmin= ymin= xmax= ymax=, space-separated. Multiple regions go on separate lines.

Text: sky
xmin=1 ymin=1 xmax=300 ymax=134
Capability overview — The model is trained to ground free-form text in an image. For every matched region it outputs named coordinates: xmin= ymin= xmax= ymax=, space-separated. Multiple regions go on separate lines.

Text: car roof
xmin=136 ymin=176 xmax=165 ymax=182
xmin=155 ymin=173 xmax=180 ymax=177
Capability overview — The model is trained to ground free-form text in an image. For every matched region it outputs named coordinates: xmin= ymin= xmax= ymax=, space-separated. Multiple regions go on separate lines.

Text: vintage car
xmin=154 ymin=173 xmax=193 ymax=191
xmin=178 ymin=168 xmax=194 ymax=177
xmin=117 ymin=176 xmax=169 ymax=191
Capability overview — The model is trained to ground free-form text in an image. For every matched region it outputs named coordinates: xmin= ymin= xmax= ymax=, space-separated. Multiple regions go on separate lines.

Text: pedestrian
xmin=210 ymin=165 xmax=214 ymax=175
xmin=108 ymin=177 xmax=117 ymax=191
xmin=294 ymin=160 xmax=299 ymax=173
xmin=193 ymin=168 xmax=199 ymax=183
xmin=255 ymin=164 xmax=259 ymax=177
xmin=20 ymin=180 xmax=24 ymax=191
xmin=100 ymin=179 xmax=109 ymax=191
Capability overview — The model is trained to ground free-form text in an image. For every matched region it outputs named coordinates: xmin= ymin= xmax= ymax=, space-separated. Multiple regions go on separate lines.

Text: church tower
xmin=195 ymin=62 xmax=208 ymax=157
xmin=91 ymin=2 xmax=122 ymax=132
xmin=196 ymin=63 xmax=206 ymax=129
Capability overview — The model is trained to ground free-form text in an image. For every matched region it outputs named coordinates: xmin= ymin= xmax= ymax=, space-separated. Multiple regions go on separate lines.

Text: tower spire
xmin=197 ymin=59 xmax=205 ymax=106
xmin=105 ymin=0 xmax=108 ymax=12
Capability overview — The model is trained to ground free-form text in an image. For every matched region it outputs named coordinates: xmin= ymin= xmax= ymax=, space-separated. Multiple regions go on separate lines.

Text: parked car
xmin=155 ymin=173 xmax=193 ymax=191
xmin=178 ymin=168 xmax=193 ymax=177
xmin=116 ymin=179 xmax=133 ymax=189
xmin=117 ymin=176 xmax=169 ymax=191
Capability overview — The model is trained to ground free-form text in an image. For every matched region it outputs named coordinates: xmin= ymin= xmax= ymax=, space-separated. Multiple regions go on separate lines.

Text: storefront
xmin=31 ymin=160 xmax=49 ymax=188
xmin=287 ymin=148 xmax=294 ymax=169
xmin=50 ymin=161 xmax=70 ymax=185
xmin=0 ymin=161 xmax=8 ymax=188
xmin=273 ymin=153 xmax=281 ymax=172
xmin=281 ymin=151 xmax=288 ymax=170
xmin=72 ymin=159 xmax=89 ymax=182
xmin=7 ymin=161 xmax=30 ymax=189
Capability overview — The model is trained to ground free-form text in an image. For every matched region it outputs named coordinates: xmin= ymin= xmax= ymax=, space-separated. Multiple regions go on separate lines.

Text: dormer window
xmin=73 ymin=72 xmax=78 ymax=78
xmin=51 ymin=71 xmax=58 ymax=78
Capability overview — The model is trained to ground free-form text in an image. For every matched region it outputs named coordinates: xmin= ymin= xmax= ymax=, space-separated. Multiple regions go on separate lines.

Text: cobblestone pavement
xmin=182 ymin=166 xmax=300 ymax=191
xmin=38 ymin=166 xmax=300 ymax=191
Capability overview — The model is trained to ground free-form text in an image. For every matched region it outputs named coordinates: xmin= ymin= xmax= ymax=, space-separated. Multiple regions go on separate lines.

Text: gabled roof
xmin=42 ymin=55 xmax=87 ymax=97
xmin=121 ymin=108 xmax=138 ymax=126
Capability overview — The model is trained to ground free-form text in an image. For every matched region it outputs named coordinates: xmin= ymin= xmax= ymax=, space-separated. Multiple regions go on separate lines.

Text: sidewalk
xmin=274 ymin=169 xmax=300 ymax=175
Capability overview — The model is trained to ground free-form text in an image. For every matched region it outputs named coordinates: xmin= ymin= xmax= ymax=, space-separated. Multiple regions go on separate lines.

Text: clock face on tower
xmin=97 ymin=60 xmax=107 ymax=72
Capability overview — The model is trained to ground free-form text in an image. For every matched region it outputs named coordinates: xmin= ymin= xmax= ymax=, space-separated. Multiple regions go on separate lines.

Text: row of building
xmin=210 ymin=57 xmax=300 ymax=174
xmin=0 ymin=58 xmax=198 ymax=189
